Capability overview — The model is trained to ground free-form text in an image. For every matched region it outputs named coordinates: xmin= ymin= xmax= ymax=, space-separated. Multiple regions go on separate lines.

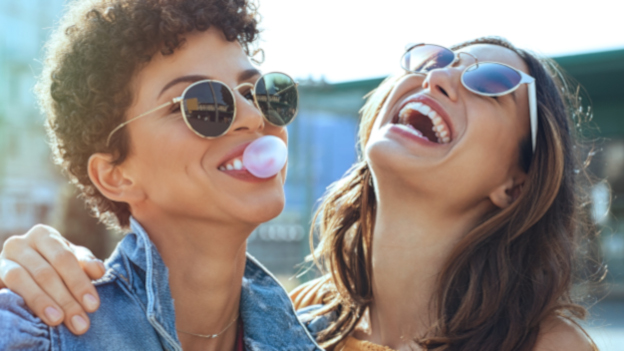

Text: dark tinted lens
xmin=255 ymin=73 xmax=298 ymax=126
xmin=401 ymin=44 xmax=455 ymax=73
xmin=182 ymin=81 xmax=235 ymax=137
xmin=462 ymin=63 xmax=522 ymax=95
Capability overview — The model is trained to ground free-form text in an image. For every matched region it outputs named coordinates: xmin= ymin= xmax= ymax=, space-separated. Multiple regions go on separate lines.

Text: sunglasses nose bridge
xmin=456 ymin=52 xmax=478 ymax=66
xmin=231 ymin=82 xmax=262 ymax=111
xmin=234 ymin=82 xmax=255 ymax=93
xmin=230 ymin=88 xmax=266 ymax=134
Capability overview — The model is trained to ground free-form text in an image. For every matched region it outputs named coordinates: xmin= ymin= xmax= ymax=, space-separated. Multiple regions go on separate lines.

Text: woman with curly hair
xmin=0 ymin=6 xmax=598 ymax=351
xmin=0 ymin=0 xmax=321 ymax=350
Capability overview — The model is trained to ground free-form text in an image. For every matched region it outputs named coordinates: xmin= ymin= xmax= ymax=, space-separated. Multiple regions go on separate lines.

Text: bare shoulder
xmin=533 ymin=316 xmax=595 ymax=351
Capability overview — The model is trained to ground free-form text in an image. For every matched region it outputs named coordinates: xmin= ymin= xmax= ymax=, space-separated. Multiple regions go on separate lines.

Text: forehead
xmin=137 ymin=27 xmax=254 ymax=85
xmin=455 ymin=44 xmax=529 ymax=74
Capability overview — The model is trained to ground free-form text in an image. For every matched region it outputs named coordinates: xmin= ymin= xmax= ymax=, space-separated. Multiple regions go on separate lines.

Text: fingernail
xmin=71 ymin=315 xmax=88 ymax=332
xmin=97 ymin=260 xmax=106 ymax=274
xmin=83 ymin=293 xmax=99 ymax=310
xmin=44 ymin=306 xmax=62 ymax=322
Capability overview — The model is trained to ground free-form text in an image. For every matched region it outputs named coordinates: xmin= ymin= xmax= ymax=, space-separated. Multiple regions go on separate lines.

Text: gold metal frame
xmin=105 ymin=71 xmax=299 ymax=147
xmin=401 ymin=43 xmax=538 ymax=152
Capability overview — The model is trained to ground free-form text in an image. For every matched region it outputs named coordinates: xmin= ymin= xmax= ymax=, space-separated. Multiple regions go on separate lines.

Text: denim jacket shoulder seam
xmin=91 ymin=265 xmax=124 ymax=288
xmin=90 ymin=264 xmax=150 ymax=313
xmin=101 ymin=267 xmax=151 ymax=315
xmin=116 ymin=250 xmax=134 ymax=287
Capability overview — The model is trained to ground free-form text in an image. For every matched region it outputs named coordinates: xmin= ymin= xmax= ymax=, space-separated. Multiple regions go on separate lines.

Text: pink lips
xmin=222 ymin=169 xmax=276 ymax=182
xmin=217 ymin=136 xmax=288 ymax=182
xmin=217 ymin=142 xmax=267 ymax=182
xmin=218 ymin=142 xmax=251 ymax=169
xmin=388 ymin=124 xmax=440 ymax=146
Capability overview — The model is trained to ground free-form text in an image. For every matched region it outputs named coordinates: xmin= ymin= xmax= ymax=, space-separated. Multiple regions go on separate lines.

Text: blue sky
xmin=257 ymin=0 xmax=624 ymax=82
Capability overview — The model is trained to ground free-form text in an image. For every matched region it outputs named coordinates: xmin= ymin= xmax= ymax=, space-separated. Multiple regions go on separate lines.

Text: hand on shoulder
xmin=534 ymin=316 xmax=595 ymax=351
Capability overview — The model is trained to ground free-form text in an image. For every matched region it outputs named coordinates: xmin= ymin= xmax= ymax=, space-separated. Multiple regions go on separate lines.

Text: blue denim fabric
xmin=0 ymin=218 xmax=323 ymax=351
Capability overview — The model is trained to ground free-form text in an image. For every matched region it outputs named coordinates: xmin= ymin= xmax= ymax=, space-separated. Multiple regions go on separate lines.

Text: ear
xmin=489 ymin=172 xmax=527 ymax=209
xmin=87 ymin=153 xmax=145 ymax=204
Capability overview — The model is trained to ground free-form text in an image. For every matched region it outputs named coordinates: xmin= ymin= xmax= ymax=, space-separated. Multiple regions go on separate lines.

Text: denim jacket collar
xmin=109 ymin=217 xmax=321 ymax=351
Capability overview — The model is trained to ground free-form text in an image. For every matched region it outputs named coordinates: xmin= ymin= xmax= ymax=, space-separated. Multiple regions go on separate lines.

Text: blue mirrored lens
xmin=462 ymin=63 xmax=522 ymax=95
xmin=401 ymin=44 xmax=455 ymax=73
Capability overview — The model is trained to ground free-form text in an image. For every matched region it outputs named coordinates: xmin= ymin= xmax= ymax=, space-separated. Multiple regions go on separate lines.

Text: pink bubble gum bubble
xmin=243 ymin=136 xmax=288 ymax=178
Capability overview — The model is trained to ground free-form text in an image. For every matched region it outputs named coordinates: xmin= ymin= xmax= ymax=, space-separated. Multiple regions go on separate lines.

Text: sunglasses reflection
xmin=186 ymin=98 xmax=234 ymax=123
xmin=182 ymin=73 xmax=299 ymax=134
xmin=185 ymin=83 xmax=235 ymax=124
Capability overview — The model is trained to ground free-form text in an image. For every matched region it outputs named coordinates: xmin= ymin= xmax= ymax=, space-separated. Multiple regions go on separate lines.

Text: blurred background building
xmin=0 ymin=0 xmax=65 ymax=242
xmin=1 ymin=0 xmax=624 ymax=348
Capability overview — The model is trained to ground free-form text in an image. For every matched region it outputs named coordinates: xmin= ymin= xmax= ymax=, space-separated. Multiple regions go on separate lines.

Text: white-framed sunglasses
xmin=401 ymin=43 xmax=537 ymax=152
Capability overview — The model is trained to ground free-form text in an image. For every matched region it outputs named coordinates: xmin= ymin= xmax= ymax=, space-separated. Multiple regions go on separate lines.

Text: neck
xmin=362 ymin=180 xmax=490 ymax=350
xmin=134 ymin=210 xmax=254 ymax=351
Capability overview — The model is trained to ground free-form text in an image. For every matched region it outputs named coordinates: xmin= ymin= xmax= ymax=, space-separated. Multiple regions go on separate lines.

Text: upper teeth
xmin=219 ymin=157 xmax=244 ymax=171
xmin=399 ymin=102 xmax=451 ymax=144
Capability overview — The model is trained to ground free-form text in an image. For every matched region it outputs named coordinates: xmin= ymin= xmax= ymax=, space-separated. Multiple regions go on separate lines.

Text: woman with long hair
xmin=1 ymin=33 xmax=598 ymax=350
xmin=289 ymin=38 xmax=599 ymax=351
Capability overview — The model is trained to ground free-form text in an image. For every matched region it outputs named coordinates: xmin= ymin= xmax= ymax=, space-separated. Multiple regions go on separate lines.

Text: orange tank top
xmin=334 ymin=336 xmax=397 ymax=351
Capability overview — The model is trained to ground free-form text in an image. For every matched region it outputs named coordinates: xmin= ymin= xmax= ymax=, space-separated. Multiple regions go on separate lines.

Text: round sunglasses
xmin=400 ymin=44 xmax=537 ymax=152
xmin=106 ymin=72 xmax=298 ymax=147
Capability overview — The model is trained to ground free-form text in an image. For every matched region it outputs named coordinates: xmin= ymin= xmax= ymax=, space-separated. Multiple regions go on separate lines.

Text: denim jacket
xmin=0 ymin=218 xmax=323 ymax=351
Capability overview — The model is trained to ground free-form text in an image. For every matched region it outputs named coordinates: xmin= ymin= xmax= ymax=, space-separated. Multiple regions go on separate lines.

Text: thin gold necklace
xmin=176 ymin=315 xmax=239 ymax=339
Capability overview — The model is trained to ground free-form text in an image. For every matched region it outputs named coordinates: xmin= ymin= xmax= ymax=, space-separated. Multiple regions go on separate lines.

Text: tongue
xmin=242 ymin=136 xmax=288 ymax=178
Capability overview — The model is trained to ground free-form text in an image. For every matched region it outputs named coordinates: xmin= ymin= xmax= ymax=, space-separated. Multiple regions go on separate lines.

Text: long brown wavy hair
xmin=309 ymin=37 xmax=602 ymax=350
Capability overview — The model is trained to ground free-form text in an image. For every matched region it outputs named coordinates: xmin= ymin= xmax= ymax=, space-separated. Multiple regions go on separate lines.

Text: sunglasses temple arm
xmin=106 ymin=100 xmax=175 ymax=147
xmin=528 ymin=81 xmax=537 ymax=152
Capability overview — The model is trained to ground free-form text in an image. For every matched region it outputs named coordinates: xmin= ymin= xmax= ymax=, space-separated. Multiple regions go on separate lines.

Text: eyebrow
xmin=239 ymin=68 xmax=261 ymax=82
xmin=158 ymin=68 xmax=262 ymax=99
xmin=158 ymin=75 xmax=210 ymax=98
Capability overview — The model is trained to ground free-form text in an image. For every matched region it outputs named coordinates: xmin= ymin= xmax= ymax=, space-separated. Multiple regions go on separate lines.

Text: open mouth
xmin=218 ymin=156 xmax=245 ymax=171
xmin=392 ymin=102 xmax=452 ymax=144
xmin=217 ymin=142 xmax=250 ymax=172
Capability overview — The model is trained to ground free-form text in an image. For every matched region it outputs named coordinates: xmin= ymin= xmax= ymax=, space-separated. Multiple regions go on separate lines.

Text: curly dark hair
xmin=36 ymin=0 xmax=260 ymax=230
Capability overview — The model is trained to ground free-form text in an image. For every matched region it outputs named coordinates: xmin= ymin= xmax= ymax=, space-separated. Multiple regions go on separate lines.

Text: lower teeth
xmin=406 ymin=124 xmax=425 ymax=138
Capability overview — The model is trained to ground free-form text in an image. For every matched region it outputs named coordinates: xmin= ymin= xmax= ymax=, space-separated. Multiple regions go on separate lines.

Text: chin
xmin=366 ymin=139 xmax=439 ymax=196
xmin=366 ymin=139 xmax=411 ymax=174
xmin=240 ymin=203 xmax=284 ymax=225
xmin=234 ymin=191 xmax=286 ymax=225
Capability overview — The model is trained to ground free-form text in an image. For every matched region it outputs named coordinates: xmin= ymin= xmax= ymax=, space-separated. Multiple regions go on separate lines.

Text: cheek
xmin=459 ymin=108 xmax=522 ymax=174
xmin=374 ymin=101 xmax=393 ymax=129
xmin=130 ymin=119 xmax=209 ymax=175
xmin=466 ymin=99 xmax=520 ymax=150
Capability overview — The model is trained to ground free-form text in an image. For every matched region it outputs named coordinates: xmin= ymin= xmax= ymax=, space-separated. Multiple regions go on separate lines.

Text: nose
xmin=228 ymin=90 xmax=265 ymax=135
xmin=422 ymin=67 xmax=460 ymax=102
